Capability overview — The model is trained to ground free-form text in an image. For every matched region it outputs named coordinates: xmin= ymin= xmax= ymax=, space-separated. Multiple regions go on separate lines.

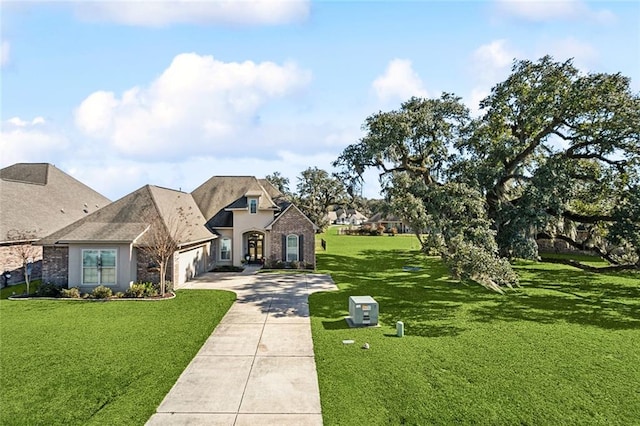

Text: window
xmin=287 ymin=234 xmax=299 ymax=262
xmin=82 ymin=249 xmax=116 ymax=285
xmin=220 ymin=238 xmax=231 ymax=261
xmin=249 ymin=198 xmax=257 ymax=214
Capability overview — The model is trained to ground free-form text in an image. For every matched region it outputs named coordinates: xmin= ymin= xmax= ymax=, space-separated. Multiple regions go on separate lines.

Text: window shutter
xmin=281 ymin=234 xmax=287 ymax=261
xmin=298 ymin=234 xmax=304 ymax=262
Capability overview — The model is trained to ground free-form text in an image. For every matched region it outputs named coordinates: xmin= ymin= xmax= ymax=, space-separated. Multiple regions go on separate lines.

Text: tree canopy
xmin=265 ymin=171 xmax=291 ymax=196
xmin=335 ymin=56 xmax=640 ymax=290
xmin=294 ymin=167 xmax=347 ymax=230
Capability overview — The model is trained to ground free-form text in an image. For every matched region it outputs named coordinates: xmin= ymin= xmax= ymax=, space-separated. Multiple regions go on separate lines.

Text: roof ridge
xmin=145 ymin=185 xmax=169 ymax=234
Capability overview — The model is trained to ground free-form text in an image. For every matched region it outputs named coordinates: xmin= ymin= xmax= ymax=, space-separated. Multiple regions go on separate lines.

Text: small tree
xmin=138 ymin=208 xmax=192 ymax=297
xmin=6 ymin=229 xmax=40 ymax=295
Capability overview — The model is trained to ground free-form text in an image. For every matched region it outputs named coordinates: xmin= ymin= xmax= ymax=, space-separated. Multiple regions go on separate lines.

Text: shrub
xmin=265 ymin=258 xmax=285 ymax=269
xmin=114 ymin=292 xmax=124 ymax=299
xmin=125 ymin=282 xmax=159 ymax=298
xmin=125 ymin=283 xmax=146 ymax=298
xmin=290 ymin=260 xmax=300 ymax=269
xmin=60 ymin=287 xmax=81 ymax=299
xmin=91 ymin=285 xmax=112 ymax=299
xmin=210 ymin=265 xmax=243 ymax=272
xmin=143 ymin=283 xmax=159 ymax=297
xmin=37 ymin=283 xmax=61 ymax=297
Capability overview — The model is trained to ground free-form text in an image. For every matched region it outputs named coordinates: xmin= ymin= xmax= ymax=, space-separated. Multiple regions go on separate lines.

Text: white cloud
xmin=466 ymin=88 xmax=491 ymax=118
xmin=495 ymin=0 xmax=615 ymax=23
xmin=1 ymin=117 xmax=70 ymax=165
xmin=466 ymin=39 xmax=521 ymax=115
xmin=59 ymin=150 xmax=343 ymax=200
xmin=471 ymin=39 xmax=518 ymax=83
xmin=74 ymin=0 xmax=310 ymax=27
xmin=372 ymin=59 xmax=428 ymax=102
xmin=74 ymin=53 xmax=312 ymax=160
xmin=0 ymin=40 xmax=9 ymax=68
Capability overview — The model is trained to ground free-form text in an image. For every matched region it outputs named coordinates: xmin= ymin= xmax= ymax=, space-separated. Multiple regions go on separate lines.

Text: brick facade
xmin=135 ymin=248 xmax=174 ymax=288
xmin=270 ymin=206 xmax=316 ymax=268
xmin=41 ymin=246 xmax=69 ymax=287
xmin=0 ymin=244 xmax=43 ymax=286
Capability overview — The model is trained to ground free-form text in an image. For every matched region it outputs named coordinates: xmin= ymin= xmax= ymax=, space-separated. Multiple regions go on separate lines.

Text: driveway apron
xmin=147 ymin=273 xmax=337 ymax=426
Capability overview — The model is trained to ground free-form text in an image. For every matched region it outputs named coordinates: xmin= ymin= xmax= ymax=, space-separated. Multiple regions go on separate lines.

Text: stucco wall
xmin=41 ymin=246 xmax=69 ymax=287
xmin=68 ymin=244 xmax=134 ymax=293
xmin=175 ymin=242 xmax=211 ymax=287
xmin=232 ymin=209 xmax=273 ymax=266
xmin=269 ymin=206 xmax=316 ymax=268
xmin=214 ymin=229 xmax=234 ymax=265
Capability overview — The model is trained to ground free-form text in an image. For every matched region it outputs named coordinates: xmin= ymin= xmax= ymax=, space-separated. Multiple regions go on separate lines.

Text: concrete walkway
xmin=147 ymin=273 xmax=337 ymax=426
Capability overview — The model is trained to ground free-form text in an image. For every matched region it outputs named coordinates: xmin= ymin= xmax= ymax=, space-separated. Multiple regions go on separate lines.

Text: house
xmin=0 ymin=163 xmax=110 ymax=286
xmin=38 ymin=185 xmax=214 ymax=292
xmin=191 ymin=176 xmax=317 ymax=269
xmin=334 ymin=208 xmax=368 ymax=226
xmin=366 ymin=212 xmax=412 ymax=234
xmin=38 ymin=175 xmax=317 ymax=292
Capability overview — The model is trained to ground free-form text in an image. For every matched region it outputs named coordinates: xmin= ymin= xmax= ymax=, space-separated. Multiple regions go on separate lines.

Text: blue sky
xmin=2 ymin=0 xmax=639 ymax=200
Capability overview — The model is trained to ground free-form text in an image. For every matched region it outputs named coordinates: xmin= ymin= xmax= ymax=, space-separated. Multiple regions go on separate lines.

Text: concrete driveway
xmin=147 ymin=272 xmax=337 ymax=426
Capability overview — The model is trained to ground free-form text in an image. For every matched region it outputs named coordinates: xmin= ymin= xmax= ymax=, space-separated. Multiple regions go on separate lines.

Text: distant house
xmin=38 ymin=175 xmax=317 ymax=292
xmin=335 ymin=208 xmax=368 ymax=226
xmin=325 ymin=208 xmax=368 ymax=226
xmin=366 ymin=212 xmax=412 ymax=234
xmin=325 ymin=211 xmax=338 ymax=224
xmin=0 ymin=163 xmax=109 ymax=285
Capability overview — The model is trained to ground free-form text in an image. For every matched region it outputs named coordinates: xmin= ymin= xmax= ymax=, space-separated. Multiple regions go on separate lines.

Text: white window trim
xmin=249 ymin=198 xmax=258 ymax=214
xmin=81 ymin=249 xmax=117 ymax=286
xmin=220 ymin=238 xmax=232 ymax=261
xmin=286 ymin=234 xmax=299 ymax=262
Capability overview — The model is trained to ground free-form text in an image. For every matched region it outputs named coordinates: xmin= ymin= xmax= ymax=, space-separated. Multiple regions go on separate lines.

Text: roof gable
xmin=191 ymin=176 xmax=279 ymax=228
xmin=266 ymin=203 xmax=318 ymax=231
xmin=38 ymin=185 xmax=214 ymax=246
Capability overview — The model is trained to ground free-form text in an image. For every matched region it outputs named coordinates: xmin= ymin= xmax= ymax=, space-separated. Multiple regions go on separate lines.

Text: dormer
xmin=245 ymin=190 xmax=262 ymax=214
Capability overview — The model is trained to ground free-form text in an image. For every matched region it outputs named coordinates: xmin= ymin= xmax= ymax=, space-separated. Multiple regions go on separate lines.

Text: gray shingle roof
xmin=38 ymin=185 xmax=214 ymax=247
xmin=1 ymin=163 xmax=110 ymax=243
xmin=191 ymin=176 xmax=280 ymax=229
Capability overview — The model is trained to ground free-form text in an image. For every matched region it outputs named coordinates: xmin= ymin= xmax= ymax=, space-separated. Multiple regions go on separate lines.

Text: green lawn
xmin=1 ymin=280 xmax=42 ymax=299
xmin=0 ymin=290 xmax=235 ymax=425
xmin=311 ymin=231 xmax=640 ymax=425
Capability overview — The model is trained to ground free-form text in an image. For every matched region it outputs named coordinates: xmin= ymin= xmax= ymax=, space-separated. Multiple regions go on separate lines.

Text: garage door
xmin=176 ymin=245 xmax=207 ymax=287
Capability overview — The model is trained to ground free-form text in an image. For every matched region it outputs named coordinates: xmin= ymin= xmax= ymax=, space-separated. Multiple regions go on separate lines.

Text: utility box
xmin=348 ymin=296 xmax=379 ymax=326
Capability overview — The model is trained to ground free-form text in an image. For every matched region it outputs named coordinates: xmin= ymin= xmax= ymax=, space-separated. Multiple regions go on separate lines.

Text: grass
xmin=0 ymin=290 xmax=235 ymax=425
xmin=0 ymin=280 xmax=41 ymax=299
xmin=310 ymin=230 xmax=640 ymax=425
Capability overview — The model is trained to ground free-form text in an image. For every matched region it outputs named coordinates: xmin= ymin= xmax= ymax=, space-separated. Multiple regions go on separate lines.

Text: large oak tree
xmin=335 ymin=56 xmax=640 ymax=291
xmin=458 ymin=56 xmax=640 ymax=266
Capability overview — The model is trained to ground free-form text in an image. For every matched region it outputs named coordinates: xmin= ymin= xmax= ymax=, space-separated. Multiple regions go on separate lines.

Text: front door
xmin=247 ymin=233 xmax=264 ymax=264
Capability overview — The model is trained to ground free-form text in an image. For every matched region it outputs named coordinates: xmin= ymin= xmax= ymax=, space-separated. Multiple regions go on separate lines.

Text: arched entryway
xmin=244 ymin=231 xmax=265 ymax=264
